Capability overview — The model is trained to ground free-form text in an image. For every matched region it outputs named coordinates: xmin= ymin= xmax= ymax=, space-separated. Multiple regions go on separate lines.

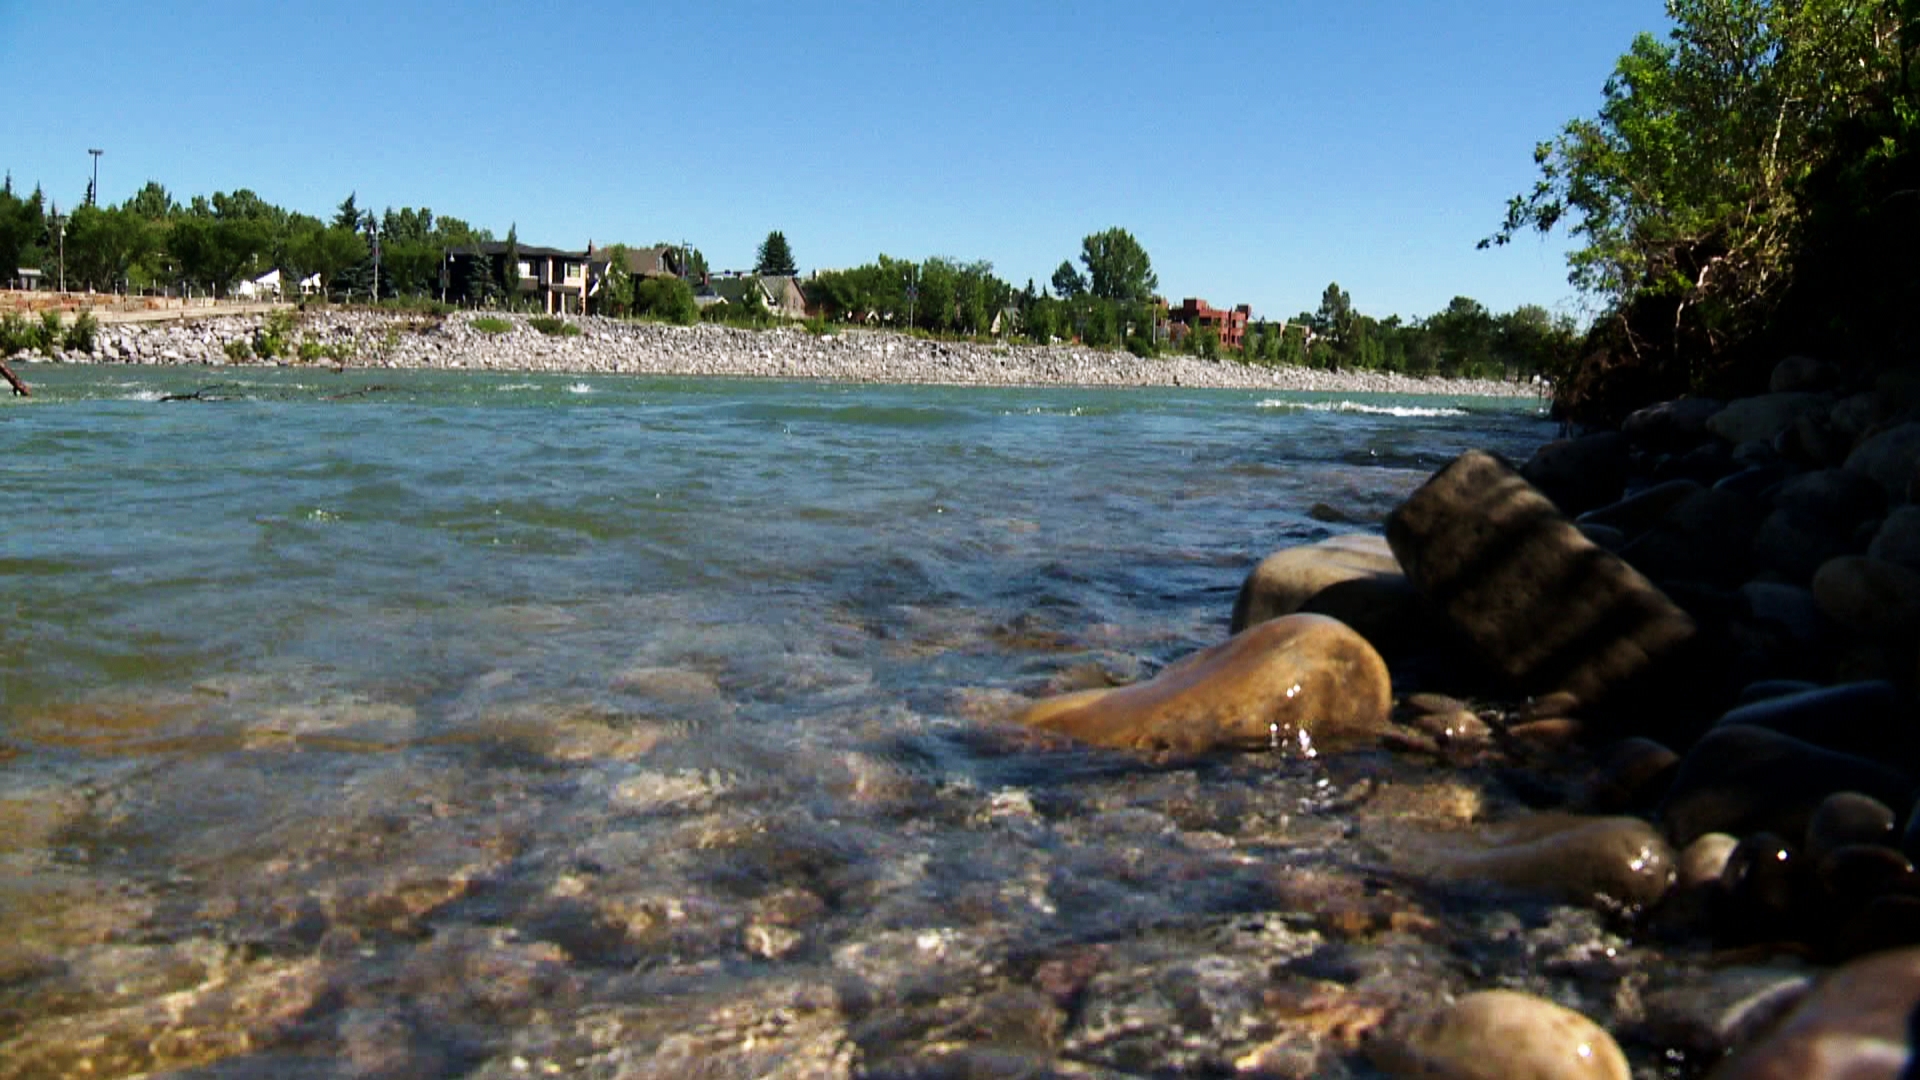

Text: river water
xmin=2 ymin=368 xmax=1666 ymax=1079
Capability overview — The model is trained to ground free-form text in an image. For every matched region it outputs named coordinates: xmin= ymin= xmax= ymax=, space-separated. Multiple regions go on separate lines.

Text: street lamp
xmin=48 ymin=203 xmax=66 ymax=293
xmin=87 ymin=148 xmax=103 ymax=206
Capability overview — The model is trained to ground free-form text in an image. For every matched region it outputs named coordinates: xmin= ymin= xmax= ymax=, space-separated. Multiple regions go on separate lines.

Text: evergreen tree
xmin=754 ymin=230 xmax=796 ymax=276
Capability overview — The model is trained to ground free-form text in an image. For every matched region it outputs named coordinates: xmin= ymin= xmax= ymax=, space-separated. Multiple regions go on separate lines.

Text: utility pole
xmin=87 ymin=149 xmax=103 ymax=206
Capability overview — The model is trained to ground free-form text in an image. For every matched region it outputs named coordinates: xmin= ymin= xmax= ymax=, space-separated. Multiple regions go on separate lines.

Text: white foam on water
xmin=1257 ymin=399 xmax=1467 ymax=418
xmin=496 ymin=383 xmax=540 ymax=392
xmin=566 ymin=383 xmax=595 ymax=395
xmin=123 ymin=390 xmax=165 ymax=402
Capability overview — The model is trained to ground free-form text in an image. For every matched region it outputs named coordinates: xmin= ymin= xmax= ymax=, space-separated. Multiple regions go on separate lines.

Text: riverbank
xmin=20 ymin=308 xmax=1541 ymax=397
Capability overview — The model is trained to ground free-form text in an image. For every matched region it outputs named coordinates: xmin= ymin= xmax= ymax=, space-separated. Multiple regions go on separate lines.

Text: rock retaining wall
xmin=37 ymin=309 xmax=1538 ymax=397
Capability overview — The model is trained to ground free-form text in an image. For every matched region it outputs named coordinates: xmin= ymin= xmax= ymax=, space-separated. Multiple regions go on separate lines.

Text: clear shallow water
xmin=0 ymin=367 xmax=1570 ymax=1076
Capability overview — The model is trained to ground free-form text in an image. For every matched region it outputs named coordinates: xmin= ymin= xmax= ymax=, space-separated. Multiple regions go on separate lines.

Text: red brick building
xmin=1167 ymin=298 xmax=1252 ymax=351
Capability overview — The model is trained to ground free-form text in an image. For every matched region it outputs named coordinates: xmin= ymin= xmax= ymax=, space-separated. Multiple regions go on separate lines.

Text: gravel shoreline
xmin=42 ymin=309 xmax=1542 ymax=398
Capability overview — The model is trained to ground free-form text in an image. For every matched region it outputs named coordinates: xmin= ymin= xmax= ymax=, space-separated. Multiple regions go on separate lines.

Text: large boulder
xmin=1012 ymin=613 xmax=1392 ymax=758
xmin=1621 ymin=397 xmax=1726 ymax=453
xmin=1385 ymin=451 xmax=1698 ymax=715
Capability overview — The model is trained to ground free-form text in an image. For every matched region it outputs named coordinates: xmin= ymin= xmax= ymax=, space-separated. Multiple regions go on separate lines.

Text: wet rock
xmin=1706 ymin=946 xmax=1920 ymax=1078
xmin=1817 ymin=843 xmax=1915 ymax=924
xmin=1775 ymin=468 xmax=1889 ymax=530
xmin=1739 ymin=582 xmax=1827 ymax=648
xmin=1714 ymin=681 xmax=1915 ymax=770
xmin=1578 ymin=737 xmax=1680 ymax=814
xmin=1521 ymin=432 xmax=1631 ymax=516
xmin=1404 ymin=813 xmax=1675 ymax=915
xmin=1638 ymin=966 xmax=1813 ymax=1058
xmin=1678 ymin=833 xmax=1741 ymax=889
xmin=1366 ymin=989 xmax=1629 ymax=1080
xmin=1846 ymin=420 xmax=1920 ymax=502
xmin=1013 ymin=613 xmax=1392 ymax=757
xmin=1804 ymin=792 xmax=1898 ymax=863
xmin=1813 ymin=555 xmax=1920 ymax=637
xmin=1716 ymin=831 xmax=1816 ymax=943
xmin=1621 ymin=397 xmax=1725 ymax=453
xmin=1385 ymin=450 xmax=1698 ymax=715
xmin=1658 ymin=725 xmax=1916 ymax=847
xmin=1230 ymin=534 xmax=1442 ymax=658
xmin=1706 ymin=393 xmax=1831 ymax=447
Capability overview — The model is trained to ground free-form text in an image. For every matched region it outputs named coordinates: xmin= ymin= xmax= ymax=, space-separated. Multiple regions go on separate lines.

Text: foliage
xmin=61 ymin=310 xmax=98 ymax=352
xmin=1049 ymin=260 xmax=1086 ymax=299
xmin=1125 ymin=333 xmax=1157 ymax=358
xmin=36 ymin=310 xmax=61 ymax=355
xmin=1079 ymin=228 xmax=1158 ymax=303
xmin=253 ymin=309 xmax=298 ymax=359
xmin=755 ymin=230 xmax=797 ymax=276
xmin=223 ymin=338 xmax=254 ymax=362
xmin=61 ymin=204 xmax=157 ymax=291
xmin=804 ymin=315 xmax=833 ymax=336
xmin=596 ymin=243 xmax=634 ymax=316
xmin=0 ymin=313 xmax=27 ymax=356
xmin=1488 ymin=0 xmax=1909 ymax=413
xmin=297 ymin=337 xmax=353 ymax=363
xmin=0 ymin=180 xmax=47 ymax=286
xmin=1185 ymin=325 xmax=1222 ymax=360
xmin=527 ymin=315 xmax=580 ymax=337
xmin=471 ymin=316 xmax=513 ymax=334
xmin=635 ymin=276 xmax=699 ymax=325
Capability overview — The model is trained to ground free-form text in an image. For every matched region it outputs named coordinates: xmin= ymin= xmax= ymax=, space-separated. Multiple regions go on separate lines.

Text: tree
xmin=635 ymin=276 xmax=698 ymax=324
xmin=755 ymin=230 xmax=797 ymax=276
xmin=1487 ymin=0 xmax=1898 ymax=385
xmin=0 ymin=181 xmax=46 ymax=287
xmin=286 ymin=219 xmax=367 ymax=297
xmin=1049 ymin=259 xmax=1086 ymax=299
xmin=62 ymin=204 xmax=156 ymax=291
xmin=503 ymin=223 xmax=522 ymax=299
xmin=167 ymin=215 xmax=269 ymax=296
xmin=1079 ymin=227 xmax=1157 ymax=303
xmin=124 ymin=181 xmax=176 ymax=221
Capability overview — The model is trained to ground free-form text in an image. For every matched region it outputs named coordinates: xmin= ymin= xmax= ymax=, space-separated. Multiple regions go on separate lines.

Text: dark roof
xmin=455 ymin=242 xmax=586 ymax=259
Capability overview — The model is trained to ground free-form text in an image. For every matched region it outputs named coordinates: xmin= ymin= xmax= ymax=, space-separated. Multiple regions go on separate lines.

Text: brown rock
xmin=1385 ymin=450 xmax=1698 ymax=713
xmin=1405 ymin=812 xmax=1675 ymax=916
xmin=1013 ymin=613 xmax=1392 ymax=757
xmin=1368 ymin=989 xmax=1629 ymax=1080
xmin=1706 ymin=392 xmax=1830 ymax=446
xmin=1707 ymin=946 xmax=1920 ymax=1078
xmin=1231 ymin=534 xmax=1439 ymax=659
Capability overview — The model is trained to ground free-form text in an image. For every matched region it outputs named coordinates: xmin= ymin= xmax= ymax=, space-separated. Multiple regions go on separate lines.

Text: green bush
xmin=635 ymin=277 xmax=699 ymax=325
xmin=0 ymin=312 xmax=28 ymax=356
xmin=36 ymin=311 xmax=62 ymax=356
xmin=254 ymin=309 xmax=298 ymax=360
xmin=1124 ymin=334 xmax=1157 ymax=358
xmin=527 ymin=315 xmax=580 ymax=337
xmin=61 ymin=310 xmax=99 ymax=353
xmin=224 ymin=338 xmax=254 ymax=362
xmin=803 ymin=316 xmax=834 ymax=336
xmin=471 ymin=316 xmax=513 ymax=335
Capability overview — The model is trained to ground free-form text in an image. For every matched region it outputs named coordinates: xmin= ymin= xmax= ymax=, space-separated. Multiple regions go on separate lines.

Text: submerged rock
xmin=1707 ymin=946 xmax=1920 ymax=1078
xmin=1367 ymin=989 xmax=1629 ymax=1080
xmin=1402 ymin=813 xmax=1675 ymax=916
xmin=1013 ymin=613 xmax=1392 ymax=757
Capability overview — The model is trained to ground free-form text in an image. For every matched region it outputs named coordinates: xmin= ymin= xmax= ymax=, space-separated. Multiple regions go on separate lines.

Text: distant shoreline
xmin=35 ymin=310 xmax=1545 ymax=399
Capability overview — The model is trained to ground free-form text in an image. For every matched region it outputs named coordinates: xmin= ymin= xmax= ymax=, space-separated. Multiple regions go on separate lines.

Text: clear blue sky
xmin=0 ymin=0 xmax=1666 ymax=323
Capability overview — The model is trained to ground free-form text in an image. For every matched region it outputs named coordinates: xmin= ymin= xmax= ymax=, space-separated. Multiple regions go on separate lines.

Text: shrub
xmin=224 ymin=338 xmax=254 ymax=362
xmin=471 ymin=316 xmax=512 ymax=335
xmin=0 ymin=312 xmax=28 ymax=356
xmin=1125 ymin=334 xmax=1157 ymax=358
xmin=254 ymin=309 xmax=298 ymax=359
xmin=803 ymin=316 xmax=834 ymax=336
xmin=62 ymin=310 xmax=99 ymax=353
xmin=37 ymin=311 xmax=62 ymax=356
xmin=635 ymin=277 xmax=699 ymax=325
xmin=527 ymin=315 xmax=580 ymax=337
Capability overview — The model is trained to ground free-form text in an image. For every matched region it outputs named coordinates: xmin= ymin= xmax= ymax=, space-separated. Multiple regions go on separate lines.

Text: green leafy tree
xmin=1079 ymin=227 xmax=1157 ymax=303
xmin=124 ymin=181 xmax=177 ymax=221
xmin=636 ymin=276 xmax=699 ymax=324
xmin=754 ymin=230 xmax=797 ymax=276
xmin=1049 ymin=259 xmax=1087 ymax=299
xmin=286 ymin=219 xmax=368 ymax=297
xmin=1487 ymin=0 xmax=1898 ymax=392
xmin=167 ymin=215 xmax=269 ymax=296
xmin=0 ymin=180 xmax=47 ymax=286
xmin=62 ymin=204 xmax=156 ymax=291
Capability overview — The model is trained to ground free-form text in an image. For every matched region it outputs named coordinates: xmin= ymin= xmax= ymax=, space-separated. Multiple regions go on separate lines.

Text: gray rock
xmin=1812 ymin=554 xmax=1920 ymax=637
xmin=1707 ymin=393 xmax=1831 ymax=446
xmin=1846 ymin=420 xmax=1920 ymax=502
xmin=1869 ymin=506 xmax=1920 ymax=570
xmin=1769 ymin=356 xmax=1838 ymax=394
xmin=1621 ymin=397 xmax=1725 ymax=453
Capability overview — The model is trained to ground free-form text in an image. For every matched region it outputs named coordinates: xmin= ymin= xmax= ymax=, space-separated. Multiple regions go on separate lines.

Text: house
xmin=585 ymin=245 xmax=683 ymax=312
xmin=696 ymin=273 xmax=808 ymax=320
xmin=445 ymin=242 xmax=591 ymax=314
xmin=234 ymin=268 xmax=283 ymax=300
xmin=1167 ymin=298 xmax=1252 ymax=351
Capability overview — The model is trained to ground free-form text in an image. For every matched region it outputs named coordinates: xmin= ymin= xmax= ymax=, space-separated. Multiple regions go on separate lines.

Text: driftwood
xmin=159 ymin=385 xmax=244 ymax=402
xmin=0 ymin=356 xmax=28 ymax=397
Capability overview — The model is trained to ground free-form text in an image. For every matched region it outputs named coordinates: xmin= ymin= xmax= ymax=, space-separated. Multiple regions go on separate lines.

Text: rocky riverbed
xmin=25 ymin=308 xmax=1539 ymax=396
